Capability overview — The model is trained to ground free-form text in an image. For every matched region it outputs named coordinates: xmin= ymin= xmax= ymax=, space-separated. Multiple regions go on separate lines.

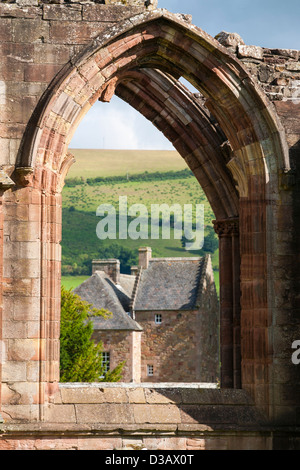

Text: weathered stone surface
xmin=43 ymin=4 xmax=82 ymax=22
xmin=238 ymin=45 xmax=264 ymax=60
xmin=215 ymin=31 xmax=245 ymax=49
xmin=0 ymin=3 xmax=299 ymax=452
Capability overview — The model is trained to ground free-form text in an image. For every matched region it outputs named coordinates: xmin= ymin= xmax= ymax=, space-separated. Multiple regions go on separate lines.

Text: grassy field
xmin=61 ymin=275 xmax=90 ymax=290
xmin=67 ymin=149 xmax=187 ymax=179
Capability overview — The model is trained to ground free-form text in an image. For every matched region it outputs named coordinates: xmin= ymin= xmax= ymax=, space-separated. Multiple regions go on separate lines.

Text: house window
xmin=147 ymin=365 xmax=154 ymax=376
xmin=101 ymin=352 xmax=110 ymax=374
xmin=155 ymin=314 xmax=162 ymax=324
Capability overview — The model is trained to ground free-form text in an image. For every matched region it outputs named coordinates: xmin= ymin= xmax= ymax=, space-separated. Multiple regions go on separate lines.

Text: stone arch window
xmin=0 ymin=8 xmax=294 ymax=430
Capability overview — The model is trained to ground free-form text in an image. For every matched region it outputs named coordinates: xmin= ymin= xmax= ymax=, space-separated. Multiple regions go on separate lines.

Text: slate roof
xmin=115 ymin=274 xmax=136 ymax=311
xmin=133 ymin=257 xmax=206 ymax=311
xmin=74 ymin=271 xmax=142 ymax=331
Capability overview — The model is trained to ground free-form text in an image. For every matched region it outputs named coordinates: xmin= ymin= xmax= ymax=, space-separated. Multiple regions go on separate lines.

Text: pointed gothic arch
xmin=1 ymin=9 xmax=292 ymax=426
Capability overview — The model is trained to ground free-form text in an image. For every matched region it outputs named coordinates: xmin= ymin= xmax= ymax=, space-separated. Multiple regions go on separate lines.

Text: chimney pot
xmin=138 ymin=247 xmax=152 ymax=269
xmin=92 ymin=259 xmax=120 ymax=283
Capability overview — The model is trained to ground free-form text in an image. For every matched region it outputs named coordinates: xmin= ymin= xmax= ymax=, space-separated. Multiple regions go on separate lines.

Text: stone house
xmin=74 ymin=248 xmax=220 ymax=383
xmin=74 ymin=260 xmax=143 ymax=383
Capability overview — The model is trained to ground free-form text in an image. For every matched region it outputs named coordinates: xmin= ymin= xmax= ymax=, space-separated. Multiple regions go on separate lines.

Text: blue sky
xmin=70 ymin=0 xmax=300 ymax=151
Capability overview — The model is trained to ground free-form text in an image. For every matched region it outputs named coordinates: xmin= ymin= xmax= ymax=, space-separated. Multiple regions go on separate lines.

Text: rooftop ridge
xmin=195 ymin=254 xmax=210 ymax=307
xmin=129 ymin=266 xmax=143 ymax=317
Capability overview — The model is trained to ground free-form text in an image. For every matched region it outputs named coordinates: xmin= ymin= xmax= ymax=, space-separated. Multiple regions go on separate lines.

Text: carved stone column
xmin=213 ymin=218 xmax=241 ymax=389
xmin=1 ymin=165 xmax=62 ymax=421
xmin=0 ymin=171 xmax=15 ymax=422
xmin=0 ymin=189 xmax=3 ymax=424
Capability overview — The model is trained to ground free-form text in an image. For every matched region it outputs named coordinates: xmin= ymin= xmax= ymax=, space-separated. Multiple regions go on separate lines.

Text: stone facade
xmin=132 ymin=253 xmax=219 ymax=383
xmin=92 ymin=329 xmax=142 ymax=383
xmin=0 ymin=0 xmax=299 ymax=450
xmin=137 ymin=309 xmax=217 ymax=383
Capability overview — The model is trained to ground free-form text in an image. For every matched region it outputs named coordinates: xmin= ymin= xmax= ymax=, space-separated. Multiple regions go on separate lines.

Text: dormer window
xmin=155 ymin=314 xmax=162 ymax=324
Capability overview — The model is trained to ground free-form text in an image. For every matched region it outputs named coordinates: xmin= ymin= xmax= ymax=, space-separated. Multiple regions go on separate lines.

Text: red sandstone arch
xmin=17 ymin=11 xmax=289 ymax=172
xmin=12 ymin=9 xmax=291 ymax=417
xmin=114 ymin=68 xmax=239 ymax=219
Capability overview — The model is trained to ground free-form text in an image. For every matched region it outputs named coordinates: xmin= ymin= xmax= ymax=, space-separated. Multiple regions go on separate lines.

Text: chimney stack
xmin=131 ymin=266 xmax=138 ymax=276
xmin=92 ymin=259 xmax=120 ymax=283
xmin=138 ymin=247 xmax=152 ymax=269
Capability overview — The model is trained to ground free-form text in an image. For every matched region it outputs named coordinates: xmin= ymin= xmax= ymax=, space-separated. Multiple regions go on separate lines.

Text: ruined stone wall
xmin=215 ymin=31 xmax=300 ymax=423
xmin=0 ymin=383 xmax=278 ymax=450
xmin=0 ymin=2 xmax=299 ymax=450
xmin=216 ymin=31 xmax=300 ymax=103
xmin=0 ymin=0 xmax=156 ymax=423
xmin=0 ymin=0 xmax=156 ymax=174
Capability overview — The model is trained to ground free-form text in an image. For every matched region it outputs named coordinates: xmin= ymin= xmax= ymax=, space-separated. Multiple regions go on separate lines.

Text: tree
xmin=60 ymin=286 xmax=125 ymax=382
xmin=202 ymin=226 xmax=219 ymax=253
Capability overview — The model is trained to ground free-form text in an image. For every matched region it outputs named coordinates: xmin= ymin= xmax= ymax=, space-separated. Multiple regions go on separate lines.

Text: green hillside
xmin=61 ymin=149 xmax=219 ymax=291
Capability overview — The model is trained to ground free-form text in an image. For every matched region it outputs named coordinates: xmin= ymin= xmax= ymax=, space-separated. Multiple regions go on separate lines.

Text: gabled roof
xmin=133 ymin=256 xmax=207 ymax=311
xmin=74 ymin=271 xmax=142 ymax=331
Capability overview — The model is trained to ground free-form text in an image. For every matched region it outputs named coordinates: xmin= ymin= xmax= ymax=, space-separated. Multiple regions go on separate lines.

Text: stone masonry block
xmin=144 ymin=388 xmax=182 ymax=404
xmin=0 ymin=3 xmax=41 ymax=19
xmin=77 ymin=437 xmax=123 ymax=451
xmin=3 ymin=258 xmax=40 ymax=280
xmin=2 ymin=320 xmax=28 ymax=339
xmin=1 ymin=404 xmax=40 ymax=422
xmin=1 ymin=381 xmax=39 ymax=405
xmin=83 ymin=4 xmax=145 ymax=22
xmin=75 ymin=403 xmax=134 ymax=424
xmin=26 ymin=361 xmax=40 ymax=382
xmin=24 ymin=63 xmax=62 ymax=83
xmin=238 ymin=45 xmax=264 ymax=60
xmin=0 ymin=19 xmax=13 ymax=43
xmin=60 ymin=386 xmax=105 ymax=404
xmin=2 ymin=360 xmax=27 ymax=382
xmin=43 ymin=4 xmax=82 ymax=22
xmin=133 ymin=404 xmax=181 ymax=424
xmin=33 ymin=43 xmax=71 ymax=66
xmin=8 ymin=221 xmax=40 ymax=242
xmin=3 ymin=278 xmax=39 ymax=298
xmin=143 ymin=437 xmax=187 ymax=451
xmin=102 ymin=387 xmax=128 ymax=403
xmin=45 ymin=404 xmax=76 ymax=423
xmin=60 ymin=385 xmax=129 ymax=404
xmin=12 ymin=18 xmax=49 ymax=43
xmin=12 ymin=296 xmax=41 ymax=321
xmin=49 ymin=21 xmax=112 ymax=45
xmin=7 ymin=339 xmax=40 ymax=362
xmin=127 ymin=387 xmax=146 ymax=404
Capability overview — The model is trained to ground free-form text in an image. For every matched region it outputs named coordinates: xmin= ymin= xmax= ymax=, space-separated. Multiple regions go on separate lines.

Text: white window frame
xmin=101 ymin=351 xmax=110 ymax=374
xmin=155 ymin=314 xmax=162 ymax=324
xmin=147 ymin=364 xmax=154 ymax=376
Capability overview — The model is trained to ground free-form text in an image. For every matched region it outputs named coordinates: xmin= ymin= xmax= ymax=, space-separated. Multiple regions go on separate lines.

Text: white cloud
xmin=70 ymin=96 xmax=173 ymax=151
